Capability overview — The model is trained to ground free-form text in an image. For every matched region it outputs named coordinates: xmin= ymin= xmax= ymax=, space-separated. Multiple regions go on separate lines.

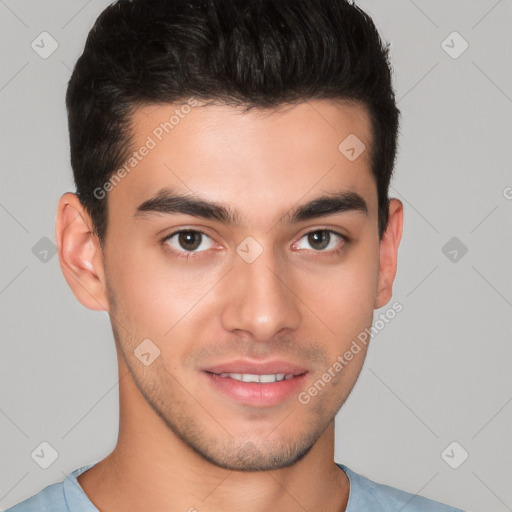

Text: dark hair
xmin=66 ymin=0 xmax=400 ymax=248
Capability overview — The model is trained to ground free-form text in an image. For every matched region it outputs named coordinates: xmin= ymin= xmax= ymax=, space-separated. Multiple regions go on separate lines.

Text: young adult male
xmin=7 ymin=0 xmax=465 ymax=511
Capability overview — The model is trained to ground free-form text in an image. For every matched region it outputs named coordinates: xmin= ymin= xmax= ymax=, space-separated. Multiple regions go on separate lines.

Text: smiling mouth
xmin=201 ymin=359 xmax=309 ymax=406
xmin=207 ymin=372 xmax=302 ymax=383
xmin=202 ymin=369 xmax=309 ymax=407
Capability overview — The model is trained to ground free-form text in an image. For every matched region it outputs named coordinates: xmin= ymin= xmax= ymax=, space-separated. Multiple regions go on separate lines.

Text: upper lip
xmin=202 ymin=359 xmax=308 ymax=376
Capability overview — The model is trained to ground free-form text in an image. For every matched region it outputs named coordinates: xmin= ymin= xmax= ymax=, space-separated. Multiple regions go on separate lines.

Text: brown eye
xmin=177 ymin=231 xmax=202 ymax=251
xmin=163 ymin=230 xmax=215 ymax=255
xmin=294 ymin=229 xmax=346 ymax=253
xmin=307 ymin=230 xmax=331 ymax=250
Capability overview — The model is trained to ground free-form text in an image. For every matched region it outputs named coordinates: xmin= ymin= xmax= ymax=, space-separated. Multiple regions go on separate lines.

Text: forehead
xmin=107 ymin=99 xmax=376 ymax=226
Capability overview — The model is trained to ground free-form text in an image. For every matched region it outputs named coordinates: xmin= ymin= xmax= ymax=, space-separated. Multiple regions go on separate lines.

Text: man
xmin=7 ymin=0 xmax=464 ymax=510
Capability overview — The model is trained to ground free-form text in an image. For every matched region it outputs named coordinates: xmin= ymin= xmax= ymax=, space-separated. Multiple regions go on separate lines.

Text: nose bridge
xmin=220 ymin=241 xmax=301 ymax=340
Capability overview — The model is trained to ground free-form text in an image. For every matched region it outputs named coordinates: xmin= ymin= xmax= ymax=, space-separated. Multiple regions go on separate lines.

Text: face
xmin=58 ymin=99 xmax=402 ymax=472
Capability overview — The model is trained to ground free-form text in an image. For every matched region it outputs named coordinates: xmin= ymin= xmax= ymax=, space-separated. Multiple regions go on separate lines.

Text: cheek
xmin=104 ymin=240 xmax=223 ymax=359
xmin=106 ymin=238 xmax=196 ymax=314
xmin=105 ymin=229 xmax=379 ymax=350
xmin=301 ymin=242 xmax=379 ymax=333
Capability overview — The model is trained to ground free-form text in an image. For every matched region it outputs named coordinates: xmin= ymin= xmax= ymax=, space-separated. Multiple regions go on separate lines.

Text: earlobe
xmin=55 ymin=192 xmax=109 ymax=312
xmin=374 ymin=198 xmax=404 ymax=309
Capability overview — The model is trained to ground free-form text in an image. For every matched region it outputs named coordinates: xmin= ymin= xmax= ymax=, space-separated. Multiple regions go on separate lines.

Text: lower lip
xmin=202 ymin=371 xmax=308 ymax=407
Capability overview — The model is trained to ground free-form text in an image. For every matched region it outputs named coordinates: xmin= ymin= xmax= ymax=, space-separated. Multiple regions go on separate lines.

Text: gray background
xmin=1 ymin=1 xmax=511 ymax=511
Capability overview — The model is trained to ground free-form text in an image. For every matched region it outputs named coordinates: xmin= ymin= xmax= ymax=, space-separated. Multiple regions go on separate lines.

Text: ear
xmin=375 ymin=198 xmax=403 ymax=309
xmin=55 ymin=192 xmax=109 ymax=311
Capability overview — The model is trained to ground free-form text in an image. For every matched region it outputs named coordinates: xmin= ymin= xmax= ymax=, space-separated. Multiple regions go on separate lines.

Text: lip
xmin=202 ymin=371 xmax=308 ymax=407
xmin=202 ymin=359 xmax=308 ymax=376
xmin=201 ymin=359 xmax=309 ymax=407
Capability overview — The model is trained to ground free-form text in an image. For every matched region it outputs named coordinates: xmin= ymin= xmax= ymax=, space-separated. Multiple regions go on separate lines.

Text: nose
xmin=220 ymin=245 xmax=302 ymax=342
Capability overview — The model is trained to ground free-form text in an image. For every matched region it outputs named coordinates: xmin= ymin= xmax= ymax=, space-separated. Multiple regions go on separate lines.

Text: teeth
xmin=217 ymin=372 xmax=293 ymax=383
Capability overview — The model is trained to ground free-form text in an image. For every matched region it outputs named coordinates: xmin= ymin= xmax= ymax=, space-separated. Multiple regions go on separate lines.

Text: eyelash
xmin=161 ymin=228 xmax=349 ymax=260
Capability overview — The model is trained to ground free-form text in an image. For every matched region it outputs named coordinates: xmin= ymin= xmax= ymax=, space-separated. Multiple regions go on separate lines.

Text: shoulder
xmin=337 ymin=463 xmax=465 ymax=512
xmin=4 ymin=481 xmax=67 ymax=512
xmin=4 ymin=462 xmax=98 ymax=512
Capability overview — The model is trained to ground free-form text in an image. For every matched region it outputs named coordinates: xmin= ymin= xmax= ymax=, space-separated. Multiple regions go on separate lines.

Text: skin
xmin=56 ymin=99 xmax=403 ymax=512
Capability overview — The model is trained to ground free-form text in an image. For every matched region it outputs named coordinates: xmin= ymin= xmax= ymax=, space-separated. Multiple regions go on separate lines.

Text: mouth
xmin=201 ymin=360 xmax=309 ymax=407
xmin=212 ymin=372 xmax=297 ymax=383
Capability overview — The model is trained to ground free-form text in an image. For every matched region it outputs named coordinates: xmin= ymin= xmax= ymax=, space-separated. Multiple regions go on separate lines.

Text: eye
xmin=293 ymin=229 xmax=347 ymax=253
xmin=162 ymin=230 xmax=215 ymax=257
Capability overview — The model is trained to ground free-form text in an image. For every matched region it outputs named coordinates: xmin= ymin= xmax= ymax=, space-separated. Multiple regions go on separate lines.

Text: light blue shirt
xmin=5 ymin=461 xmax=464 ymax=511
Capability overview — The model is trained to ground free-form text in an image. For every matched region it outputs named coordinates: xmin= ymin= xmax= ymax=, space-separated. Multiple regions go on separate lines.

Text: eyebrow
xmin=133 ymin=187 xmax=368 ymax=225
